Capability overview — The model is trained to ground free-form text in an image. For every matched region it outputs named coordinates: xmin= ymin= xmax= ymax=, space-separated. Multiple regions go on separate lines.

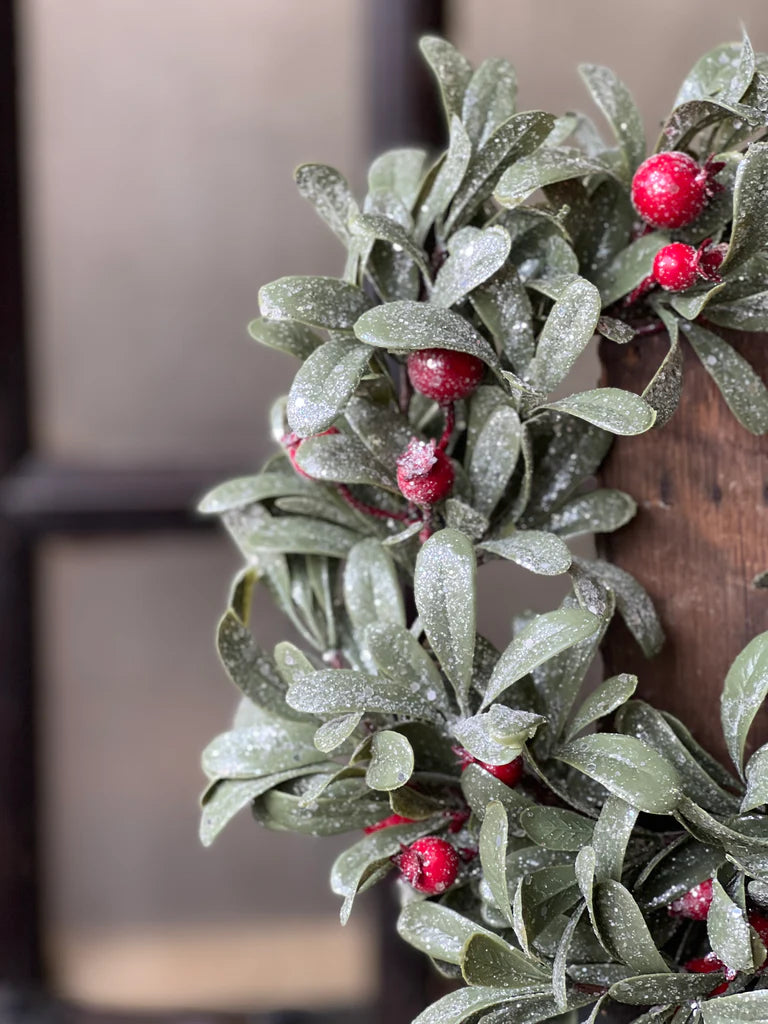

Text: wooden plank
xmin=598 ymin=331 xmax=768 ymax=764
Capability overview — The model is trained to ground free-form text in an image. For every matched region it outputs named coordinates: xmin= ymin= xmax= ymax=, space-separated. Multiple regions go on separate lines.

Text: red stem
xmin=437 ymin=402 xmax=455 ymax=452
xmin=337 ymin=484 xmax=412 ymax=522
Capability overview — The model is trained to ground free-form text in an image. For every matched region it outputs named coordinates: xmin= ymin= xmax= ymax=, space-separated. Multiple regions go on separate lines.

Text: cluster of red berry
xmin=670 ymin=879 xmax=768 ymax=996
xmin=629 ymin=151 xmax=726 ymax=297
xmin=361 ymin=750 xmax=523 ymax=896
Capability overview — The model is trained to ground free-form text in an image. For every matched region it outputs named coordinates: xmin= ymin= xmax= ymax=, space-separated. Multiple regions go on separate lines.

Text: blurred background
xmin=3 ymin=0 xmax=768 ymax=1020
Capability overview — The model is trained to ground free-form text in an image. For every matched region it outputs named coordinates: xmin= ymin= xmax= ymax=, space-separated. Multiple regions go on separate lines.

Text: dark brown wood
xmin=598 ymin=331 xmax=768 ymax=764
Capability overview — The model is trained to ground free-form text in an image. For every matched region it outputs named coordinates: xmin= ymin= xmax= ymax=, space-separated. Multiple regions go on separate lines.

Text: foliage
xmin=200 ymin=32 xmax=768 ymax=1024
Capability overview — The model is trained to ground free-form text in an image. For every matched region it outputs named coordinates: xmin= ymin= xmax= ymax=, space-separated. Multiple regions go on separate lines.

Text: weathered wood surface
xmin=598 ymin=330 xmax=768 ymax=765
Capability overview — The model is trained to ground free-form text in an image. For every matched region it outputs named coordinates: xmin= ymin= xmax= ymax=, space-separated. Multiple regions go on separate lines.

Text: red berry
xmin=632 ymin=152 xmax=711 ymax=229
xmin=363 ymin=813 xmax=415 ymax=835
xmin=396 ymin=438 xmax=454 ymax=504
xmin=669 ymin=879 xmax=714 ymax=920
xmin=395 ymin=837 xmax=460 ymax=894
xmin=685 ymin=952 xmax=736 ymax=997
xmin=456 ymin=747 xmax=524 ymax=788
xmin=284 ymin=427 xmax=339 ymax=479
xmin=407 ymin=349 xmax=485 ymax=403
xmin=749 ymin=910 xmax=768 ymax=947
xmin=653 ymin=243 xmax=700 ymax=291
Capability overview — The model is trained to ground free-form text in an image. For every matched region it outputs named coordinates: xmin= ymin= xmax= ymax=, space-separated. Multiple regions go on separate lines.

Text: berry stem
xmin=336 ymin=484 xmax=412 ymax=523
xmin=437 ymin=403 xmax=455 ymax=452
xmin=399 ymin=363 xmax=412 ymax=415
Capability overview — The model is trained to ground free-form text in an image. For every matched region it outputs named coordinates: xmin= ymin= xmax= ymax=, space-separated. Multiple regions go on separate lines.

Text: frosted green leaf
xmin=200 ymin=768 xmax=328 ymax=846
xmin=415 ymin=529 xmax=476 ymax=714
xmin=552 ymin=903 xmax=584 ymax=1011
xmin=202 ymin=713 xmax=325 ymax=782
xmin=609 ymin=972 xmax=722 ymax=1005
xmin=287 ymin=338 xmax=372 ymax=436
xmin=344 ymin=392 xmax=413 ymax=469
xmin=594 ymin=233 xmax=669 ymax=307
xmin=682 ymin=321 xmax=768 ymax=436
xmin=462 ymin=58 xmax=517 ymax=147
xmin=519 ymin=806 xmax=594 ymax=851
xmin=414 ymin=116 xmax=472 ymax=244
xmin=411 ymin=986 xmax=525 ymax=1024
xmin=365 ymin=622 xmax=450 ymax=717
xmin=314 ymin=714 xmax=361 ymax=754
xmin=721 ymin=630 xmax=768 ymax=776
xmin=354 ymin=300 xmax=500 ymax=373
xmin=675 ymin=42 xmax=748 ymax=106
xmin=707 ymin=289 xmax=768 ymax=331
xmin=546 ymin=489 xmax=636 ymax=538
xmin=743 ymin=744 xmax=768 ymax=812
xmin=542 ymin=388 xmax=656 ymax=436
xmin=565 ymin=674 xmax=637 ymax=742
xmin=556 ymin=734 xmax=683 ymax=814
xmin=454 ymin=706 xmax=545 ymax=765
xmin=287 ymin=668 xmax=441 ymax=721
xmin=592 ymin=796 xmax=637 ymax=882
xmin=482 ymin=608 xmax=601 ymax=708
xmin=469 ymin=404 xmax=521 ymax=517
xmin=471 ymin=264 xmax=535 ymax=373
xmin=432 ymin=225 xmax=511 ymax=308
xmin=479 ymin=800 xmax=513 ymax=925
xmin=259 ymin=275 xmax=372 ymax=329
xmin=597 ymin=316 xmax=635 ymax=344
xmin=635 ymin=837 xmax=721 ymax=911
xmin=294 ymin=163 xmax=358 ymax=246
xmin=349 ymin=211 xmax=431 ymax=283
xmin=495 ymin=147 xmax=607 ymax=207
xmin=670 ymin=281 xmax=726 ymax=321
xmin=708 ymin=876 xmax=763 ymax=973
xmin=365 ymin=730 xmax=415 ymax=791
xmin=656 ymin=99 xmax=728 ymax=153
xmin=701 ymin=991 xmax=768 ymax=1023
xmin=592 ymin=879 xmax=669 ymax=975
xmin=239 ymin=516 xmax=359 ymax=560
xmin=419 ymin=36 xmax=473 ymax=121
xmin=274 ymin=493 xmax=361 ymax=531
xmin=479 ymin=531 xmax=572 ymax=576
xmin=273 ymin=641 xmax=314 ymax=688
xmin=579 ymin=64 xmax=646 ymax=173
xmin=446 ymin=110 xmax=556 ymax=232
xmin=296 ymin=431 xmax=397 ymax=490
xmin=461 ymin=762 xmax=533 ymax=823
xmin=529 ymin=278 xmax=601 ymax=395
xmin=643 ymin=306 xmax=682 ymax=428
xmin=396 ymin=902 xmax=495 ymax=966
xmin=461 ymin=933 xmax=549 ymax=988
xmin=444 ymin=497 xmax=489 ymax=541
xmin=526 ymin=418 xmax=612 ymax=515
xmin=367 ymin=148 xmax=426 ymax=209
xmin=247 ymin=317 xmax=322 ymax=360
xmin=198 ymin=470 xmax=313 ymax=515
xmin=720 ymin=142 xmax=768 ymax=272
xmin=343 ymin=540 xmax=405 ymax=638
xmin=576 ymin=558 xmax=664 ymax=658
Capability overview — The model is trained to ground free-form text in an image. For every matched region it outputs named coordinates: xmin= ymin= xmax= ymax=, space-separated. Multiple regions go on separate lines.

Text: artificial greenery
xmin=199 ymin=34 xmax=768 ymax=1024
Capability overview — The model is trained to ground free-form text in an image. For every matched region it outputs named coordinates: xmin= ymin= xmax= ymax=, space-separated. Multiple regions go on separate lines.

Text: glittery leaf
xmin=468 ymin=404 xmax=521 ymax=517
xmin=656 ymin=99 xmax=732 ymax=153
xmin=707 ymin=289 xmax=768 ymax=331
xmin=579 ymin=64 xmax=646 ymax=174
xmin=314 ymin=714 xmax=362 ymax=754
xmin=365 ymin=622 xmax=451 ymax=718
xmin=519 ymin=807 xmax=594 ymax=852
xmin=542 ymin=388 xmax=656 ymax=436
xmin=575 ymin=558 xmax=663 ymax=658
xmin=461 ymin=933 xmax=549 ymax=988
xmin=495 ymin=147 xmax=608 ymax=207
xmin=354 ymin=300 xmax=500 ymax=373
xmin=479 ymin=800 xmax=514 ymax=925
xmin=462 ymin=58 xmax=517 ymax=149
xmin=365 ymin=730 xmax=415 ymax=791
xmin=294 ymin=163 xmax=358 ymax=246
xmin=367 ymin=148 xmax=427 ymax=210
xmin=596 ymin=316 xmax=635 ymax=344
xmin=721 ymin=142 xmax=768 ymax=272
xmin=198 ymin=469 xmax=312 ymax=514
xmin=415 ymin=529 xmax=476 ymax=715
xmin=202 ymin=711 xmax=325 ymax=782
xmin=700 ymin=990 xmax=768 ymax=1023
xmin=670 ymin=281 xmax=726 ymax=320
xmin=526 ymin=417 xmax=613 ymax=516
xmin=432 ymin=225 xmax=511 ymax=308
xmin=608 ymin=972 xmax=722 ymax=1006
xmin=247 ymin=317 xmax=322 ymax=360
xmin=743 ymin=745 xmax=768 ymax=813
xmin=396 ymin=902 xmax=495 ymax=966
xmin=546 ymin=488 xmax=636 ymax=538
xmin=682 ymin=321 xmax=768 ymax=436
xmin=343 ymin=539 xmax=405 ymax=641
xmin=238 ymin=515 xmax=360 ymax=560
xmin=350 ymin=210 xmax=431 ymax=283
xmin=594 ymin=233 xmax=669 ymax=307
xmin=530 ymin=278 xmax=601 ymax=394
xmin=410 ymin=985 xmax=527 ymax=1024
xmin=445 ymin=110 xmax=556 ymax=233
xmin=295 ymin=431 xmax=397 ymax=490
xmin=414 ymin=116 xmax=472 ymax=244
xmin=592 ymin=879 xmax=670 ymax=975
xmin=708 ymin=876 xmax=764 ymax=973
xmin=454 ymin=707 xmax=544 ymax=766
xmin=721 ymin=630 xmax=768 ymax=777
xmin=482 ymin=608 xmax=601 ymax=708
xmin=642 ymin=305 xmax=683 ymax=428
xmin=259 ymin=275 xmax=372 ymax=329
xmin=556 ymin=734 xmax=683 ymax=814
xmin=479 ymin=531 xmax=571 ymax=576
xmin=676 ymin=41 xmax=752 ymax=106
xmin=419 ymin=36 xmax=473 ymax=122
xmin=471 ymin=264 xmax=535 ymax=373
xmin=287 ymin=667 xmax=437 ymax=720
xmin=286 ymin=338 xmax=372 ymax=436
xmin=565 ymin=674 xmax=637 ymax=743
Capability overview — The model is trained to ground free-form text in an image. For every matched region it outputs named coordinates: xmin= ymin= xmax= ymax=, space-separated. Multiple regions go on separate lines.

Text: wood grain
xmin=598 ymin=331 xmax=768 ymax=765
